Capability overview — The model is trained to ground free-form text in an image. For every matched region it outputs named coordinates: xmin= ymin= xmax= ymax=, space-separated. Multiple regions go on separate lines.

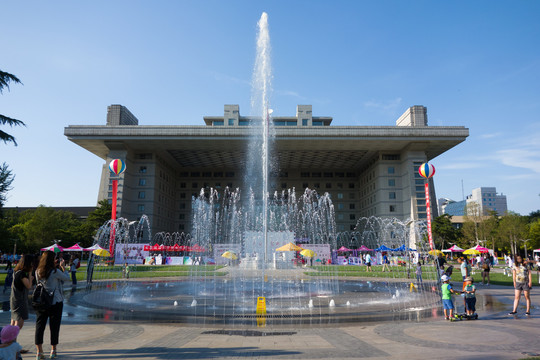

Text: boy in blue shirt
xmin=441 ymin=274 xmax=458 ymax=321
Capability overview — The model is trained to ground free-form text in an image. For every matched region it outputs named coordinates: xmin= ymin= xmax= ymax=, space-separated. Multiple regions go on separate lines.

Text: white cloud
xmin=497 ymin=148 xmax=540 ymax=173
xmin=479 ymin=132 xmax=502 ymax=139
xmin=363 ymin=97 xmax=402 ymax=111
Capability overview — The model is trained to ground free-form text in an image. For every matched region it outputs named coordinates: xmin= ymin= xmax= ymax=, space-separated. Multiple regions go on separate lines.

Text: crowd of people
xmin=0 ymin=251 xmax=79 ymax=360
xmin=437 ymin=253 xmax=536 ymax=321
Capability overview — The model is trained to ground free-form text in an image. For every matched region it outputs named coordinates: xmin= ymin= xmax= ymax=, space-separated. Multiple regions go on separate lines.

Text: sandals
xmin=36 ymin=353 xmax=45 ymax=360
xmin=50 ymin=350 xmax=57 ymax=359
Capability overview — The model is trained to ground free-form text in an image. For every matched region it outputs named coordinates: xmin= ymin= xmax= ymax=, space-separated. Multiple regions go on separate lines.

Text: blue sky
xmin=2 ymin=1 xmax=539 ymax=215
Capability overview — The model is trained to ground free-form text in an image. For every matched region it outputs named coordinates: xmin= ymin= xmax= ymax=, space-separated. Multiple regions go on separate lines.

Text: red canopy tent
xmin=357 ymin=245 xmax=373 ymax=251
xmin=337 ymin=246 xmax=352 ymax=252
xmin=63 ymin=244 xmax=84 ymax=251
xmin=190 ymin=244 xmax=206 ymax=253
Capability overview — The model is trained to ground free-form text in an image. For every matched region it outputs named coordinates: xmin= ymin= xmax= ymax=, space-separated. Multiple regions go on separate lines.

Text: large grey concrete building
xmin=65 ymin=104 xmax=468 ymax=236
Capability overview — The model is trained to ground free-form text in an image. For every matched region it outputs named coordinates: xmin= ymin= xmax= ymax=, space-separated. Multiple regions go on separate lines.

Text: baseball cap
xmin=441 ymin=275 xmax=449 ymax=282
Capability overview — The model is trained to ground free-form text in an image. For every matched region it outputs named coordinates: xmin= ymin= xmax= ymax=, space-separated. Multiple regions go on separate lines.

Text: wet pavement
xmin=1 ymin=282 xmax=539 ymax=360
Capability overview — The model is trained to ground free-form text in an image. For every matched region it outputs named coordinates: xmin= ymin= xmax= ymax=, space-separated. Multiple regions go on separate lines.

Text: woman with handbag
xmin=34 ymin=251 xmax=70 ymax=359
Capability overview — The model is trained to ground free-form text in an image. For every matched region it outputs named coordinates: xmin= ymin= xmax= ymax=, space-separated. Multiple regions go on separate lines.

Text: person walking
xmin=365 ymin=253 xmax=372 ymax=272
xmin=508 ymin=255 xmax=532 ymax=316
xmin=3 ymin=261 xmax=13 ymax=294
xmin=10 ymin=255 xmax=34 ymax=339
xmin=381 ymin=253 xmax=391 ymax=272
xmin=481 ymin=254 xmax=491 ymax=285
xmin=69 ymin=254 xmax=80 ymax=286
xmin=34 ymin=251 xmax=70 ymax=359
xmin=415 ymin=262 xmax=423 ymax=284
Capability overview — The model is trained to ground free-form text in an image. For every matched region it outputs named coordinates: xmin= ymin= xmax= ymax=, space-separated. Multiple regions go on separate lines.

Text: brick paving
xmin=1 ymin=284 xmax=538 ymax=359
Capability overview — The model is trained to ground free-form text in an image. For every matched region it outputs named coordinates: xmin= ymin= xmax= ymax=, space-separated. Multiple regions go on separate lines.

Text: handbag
xmin=31 ymin=279 xmax=55 ymax=311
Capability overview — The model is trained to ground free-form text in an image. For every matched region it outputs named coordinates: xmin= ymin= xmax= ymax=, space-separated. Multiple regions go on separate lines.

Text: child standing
xmin=463 ymin=277 xmax=477 ymax=317
xmin=441 ymin=274 xmax=458 ymax=321
xmin=0 ymin=325 xmax=23 ymax=360
xmin=416 ymin=262 xmax=423 ymax=283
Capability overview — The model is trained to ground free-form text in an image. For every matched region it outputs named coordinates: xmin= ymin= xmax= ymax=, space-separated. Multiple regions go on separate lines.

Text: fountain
xmin=71 ymin=12 xmax=441 ymax=327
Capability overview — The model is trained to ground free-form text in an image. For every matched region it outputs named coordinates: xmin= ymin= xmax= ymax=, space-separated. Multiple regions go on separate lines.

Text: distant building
xmin=440 ymin=186 xmax=507 ymax=217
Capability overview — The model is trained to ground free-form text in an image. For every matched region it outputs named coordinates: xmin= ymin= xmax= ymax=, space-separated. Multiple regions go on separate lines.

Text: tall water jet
xmin=249 ymin=12 xmax=273 ymax=265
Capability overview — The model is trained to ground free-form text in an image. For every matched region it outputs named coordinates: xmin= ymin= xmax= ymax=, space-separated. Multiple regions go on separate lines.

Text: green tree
xmin=0 ymin=163 xmax=14 ymax=209
xmin=432 ymin=214 xmax=460 ymax=249
xmin=0 ymin=208 xmax=20 ymax=252
xmin=0 ymin=70 xmax=25 ymax=145
xmin=9 ymin=206 xmax=80 ymax=252
xmin=497 ymin=212 xmax=528 ymax=256
xmin=528 ymin=218 xmax=540 ymax=251
xmin=77 ymin=199 xmax=112 ymax=247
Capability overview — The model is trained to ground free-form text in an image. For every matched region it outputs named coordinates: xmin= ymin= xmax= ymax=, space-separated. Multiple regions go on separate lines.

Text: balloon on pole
xmin=419 ymin=162 xmax=435 ymax=250
xmin=109 ymin=159 xmax=126 ymax=258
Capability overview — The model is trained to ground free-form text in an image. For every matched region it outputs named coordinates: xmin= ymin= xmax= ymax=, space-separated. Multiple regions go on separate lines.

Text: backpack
xmin=75 ymin=259 xmax=81 ymax=269
xmin=31 ymin=279 xmax=55 ymax=311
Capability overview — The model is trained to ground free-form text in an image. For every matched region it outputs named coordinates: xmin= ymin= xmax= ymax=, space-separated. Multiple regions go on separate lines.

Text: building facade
xmin=440 ymin=186 xmax=507 ymax=217
xmin=65 ymin=104 xmax=469 ymax=236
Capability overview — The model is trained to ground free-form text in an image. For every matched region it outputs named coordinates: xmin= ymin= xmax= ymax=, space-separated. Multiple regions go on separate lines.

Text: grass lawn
xmin=306 ymin=264 xmax=536 ymax=287
xmin=0 ymin=264 xmax=227 ymax=285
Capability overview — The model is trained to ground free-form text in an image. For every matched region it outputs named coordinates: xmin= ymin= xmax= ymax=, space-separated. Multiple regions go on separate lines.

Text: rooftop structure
xmin=65 ymin=104 xmax=469 ymax=235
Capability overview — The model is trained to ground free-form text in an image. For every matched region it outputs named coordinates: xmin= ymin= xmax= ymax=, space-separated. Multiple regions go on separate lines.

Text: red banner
xmin=425 ymin=182 xmax=433 ymax=250
xmin=109 ymin=179 xmax=118 ymax=256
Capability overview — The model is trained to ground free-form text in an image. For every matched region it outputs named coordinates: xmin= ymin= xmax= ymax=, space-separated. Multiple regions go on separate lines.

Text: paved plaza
xmin=1 ymin=283 xmax=538 ymax=360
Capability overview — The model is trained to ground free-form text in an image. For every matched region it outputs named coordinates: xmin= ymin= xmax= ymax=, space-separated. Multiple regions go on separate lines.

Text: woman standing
xmin=508 ymin=255 xmax=532 ymax=316
xmin=34 ymin=251 xmax=70 ymax=359
xmin=10 ymin=254 xmax=34 ymax=329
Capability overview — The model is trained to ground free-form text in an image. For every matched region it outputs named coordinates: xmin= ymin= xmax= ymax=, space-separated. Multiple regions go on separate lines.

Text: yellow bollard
xmin=409 ymin=282 xmax=417 ymax=292
xmin=256 ymin=296 xmax=267 ymax=327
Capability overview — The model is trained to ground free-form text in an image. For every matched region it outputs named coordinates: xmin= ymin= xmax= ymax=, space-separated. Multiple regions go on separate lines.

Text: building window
xmin=191 ymin=172 xmax=200 ymax=177
xmin=337 ymin=203 xmax=344 ymax=210
xmin=138 ymin=205 xmax=145 ymax=212
xmin=139 ymin=166 xmax=147 ymax=173
xmin=389 ymin=205 xmax=396 ymax=212
xmin=337 ymin=183 xmax=343 ymax=189
xmin=325 ymin=183 xmax=332 ymax=189
xmin=179 ymin=203 xmax=185 ymax=209
xmin=349 ymin=214 xmax=355 ymax=220
xmin=324 ymin=172 xmax=333 ymax=178
xmin=281 ymin=183 xmax=287 ymax=189
xmin=302 ymin=182 xmax=308 ymax=188
xmin=202 ymin=171 xmax=212 ymax=177
xmin=138 ymin=191 xmax=145 ymax=199
xmin=416 ymin=186 xmax=424 ymax=191
xmin=180 ymin=182 xmax=186 ymax=188
xmin=314 ymin=183 xmax=320 ymax=189
xmin=239 ymin=120 xmax=250 ymax=126
xmin=213 ymin=120 xmax=224 ymax=126
xmin=337 ymin=193 xmax=344 ymax=199
xmin=350 ymin=224 xmax=356 ymax=230
xmin=312 ymin=172 xmax=321 ymax=177
xmin=225 ymin=172 xmax=235 ymax=177
xmin=313 ymin=121 xmax=323 ymax=126
xmin=389 ymin=192 xmax=396 ymax=199
xmin=139 ymin=179 xmax=146 ymax=186
xmin=301 ymin=172 xmax=310 ymax=177
xmin=214 ymin=172 xmax=223 ymax=177
xmin=179 ymin=214 xmax=185 ymax=220
xmin=382 ymin=154 xmax=400 ymax=160
xmin=192 ymin=183 xmax=198 ymax=188
xmin=302 ymin=119 xmax=308 ymax=126
xmin=349 ymin=204 xmax=355 ymax=209
xmin=337 ymin=214 xmax=344 ymax=220
xmin=228 ymin=119 xmax=235 ymax=126
xmin=388 ymin=167 xmax=395 ymax=174
xmin=349 ymin=183 xmax=355 ymax=189
xmin=180 ymin=193 xmax=186 ymax=199
xmin=388 ymin=179 xmax=395 ymax=187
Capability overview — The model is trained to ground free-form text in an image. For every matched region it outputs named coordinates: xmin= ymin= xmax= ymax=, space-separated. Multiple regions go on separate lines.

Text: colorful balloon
xmin=109 ymin=159 xmax=126 ymax=176
xmin=418 ymin=163 xmax=435 ymax=179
